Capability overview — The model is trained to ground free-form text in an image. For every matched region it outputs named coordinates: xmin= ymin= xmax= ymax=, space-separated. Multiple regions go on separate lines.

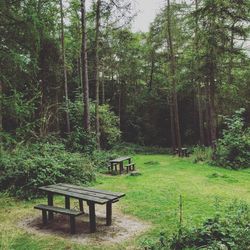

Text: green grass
xmin=1 ymin=154 xmax=250 ymax=249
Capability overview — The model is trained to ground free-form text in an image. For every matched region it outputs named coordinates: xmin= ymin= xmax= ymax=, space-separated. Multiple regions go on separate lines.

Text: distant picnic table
xmin=35 ymin=183 xmax=125 ymax=234
xmin=109 ymin=156 xmax=135 ymax=174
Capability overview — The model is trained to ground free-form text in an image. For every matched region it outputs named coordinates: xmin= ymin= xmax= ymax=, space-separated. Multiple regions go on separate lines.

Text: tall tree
xmin=60 ymin=0 xmax=70 ymax=134
xmin=166 ymin=0 xmax=182 ymax=153
xmin=0 ymin=80 xmax=2 ymax=144
xmin=194 ymin=0 xmax=205 ymax=145
xmin=81 ymin=0 xmax=90 ymax=131
xmin=94 ymin=0 xmax=101 ymax=148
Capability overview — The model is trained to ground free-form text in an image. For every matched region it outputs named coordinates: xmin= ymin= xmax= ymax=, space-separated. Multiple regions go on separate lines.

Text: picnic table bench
xmin=175 ymin=147 xmax=189 ymax=157
xmin=109 ymin=156 xmax=135 ymax=174
xmin=35 ymin=183 xmax=125 ymax=234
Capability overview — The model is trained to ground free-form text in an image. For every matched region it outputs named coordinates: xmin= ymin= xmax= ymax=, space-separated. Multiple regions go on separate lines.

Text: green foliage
xmin=112 ymin=142 xmax=171 ymax=155
xmin=190 ymin=146 xmax=213 ymax=164
xmin=0 ymin=142 xmax=95 ymax=199
xmin=68 ymin=99 xmax=121 ymax=149
xmin=98 ymin=104 xmax=121 ymax=148
xmin=143 ymin=201 xmax=250 ymax=250
xmin=66 ymin=128 xmax=97 ymax=154
xmin=214 ymin=109 xmax=250 ymax=169
xmin=169 ymin=201 xmax=250 ymax=250
xmin=90 ymin=150 xmax=119 ymax=170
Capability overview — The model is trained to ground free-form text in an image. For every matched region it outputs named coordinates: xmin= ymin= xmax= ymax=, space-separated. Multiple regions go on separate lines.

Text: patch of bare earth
xmin=19 ymin=203 xmax=150 ymax=246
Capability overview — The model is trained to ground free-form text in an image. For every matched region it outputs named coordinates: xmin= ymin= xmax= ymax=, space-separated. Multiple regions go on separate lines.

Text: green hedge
xmin=0 ymin=142 xmax=95 ymax=199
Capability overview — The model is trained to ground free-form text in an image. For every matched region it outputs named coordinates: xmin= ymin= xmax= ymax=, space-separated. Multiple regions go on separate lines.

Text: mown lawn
xmin=0 ymin=154 xmax=249 ymax=250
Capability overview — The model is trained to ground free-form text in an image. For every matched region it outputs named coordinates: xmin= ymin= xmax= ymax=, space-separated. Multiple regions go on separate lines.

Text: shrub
xmin=66 ymin=128 xmax=97 ymax=154
xmin=96 ymin=104 xmax=121 ymax=149
xmin=90 ymin=150 xmax=119 ymax=170
xmin=169 ymin=202 xmax=250 ymax=250
xmin=68 ymin=99 xmax=121 ymax=150
xmin=143 ymin=201 xmax=250 ymax=250
xmin=112 ymin=142 xmax=171 ymax=155
xmin=190 ymin=146 xmax=213 ymax=164
xmin=0 ymin=142 xmax=95 ymax=199
xmin=214 ymin=108 xmax=250 ymax=169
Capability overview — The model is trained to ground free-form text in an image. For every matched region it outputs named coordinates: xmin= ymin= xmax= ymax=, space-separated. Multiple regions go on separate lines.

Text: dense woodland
xmin=0 ymin=1 xmax=250 ymax=249
xmin=1 ymin=0 xmax=250 ymax=150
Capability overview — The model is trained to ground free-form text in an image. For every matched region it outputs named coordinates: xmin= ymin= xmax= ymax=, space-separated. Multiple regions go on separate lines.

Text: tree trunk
xmin=81 ymin=0 xmax=90 ymax=132
xmin=101 ymin=77 xmax=105 ymax=104
xmin=195 ymin=0 xmax=205 ymax=145
xmin=0 ymin=80 xmax=3 ymax=147
xmin=228 ymin=24 xmax=235 ymax=85
xmin=149 ymin=53 xmax=155 ymax=91
xmin=197 ymin=84 xmax=205 ymax=145
xmin=169 ymin=96 xmax=176 ymax=152
xmin=59 ymin=0 xmax=70 ymax=134
xmin=166 ymin=0 xmax=182 ymax=154
xmin=93 ymin=0 xmax=101 ymax=149
xmin=209 ymin=73 xmax=216 ymax=148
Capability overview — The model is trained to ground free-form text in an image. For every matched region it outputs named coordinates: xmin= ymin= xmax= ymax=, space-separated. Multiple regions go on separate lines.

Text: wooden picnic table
xmin=109 ymin=156 xmax=132 ymax=174
xmin=38 ymin=183 xmax=125 ymax=233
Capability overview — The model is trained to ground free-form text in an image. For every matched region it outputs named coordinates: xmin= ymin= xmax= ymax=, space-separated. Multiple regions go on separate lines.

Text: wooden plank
xmin=34 ymin=204 xmax=83 ymax=216
xmin=79 ymin=199 xmax=84 ymax=213
xmin=48 ymin=184 xmax=120 ymax=201
xmin=39 ymin=186 xmax=108 ymax=204
xmin=106 ymin=201 xmax=112 ymax=226
xmin=124 ymin=163 xmax=135 ymax=167
xmin=70 ymin=215 xmax=76 ymax=234
xmin=42 ymin=210 xmax=47 ymax=225
xmin=65 ymin=196 xmax=70 ymax=209
xmin=57 ymin=183 xmax=125 ymax=199
xmin=110 ymin=156 xmax=131 ymax=163
xmin=88 ymin=202 xmax=96 ymax=233
xmin=48 ymin=193 xmax=54 ymax=220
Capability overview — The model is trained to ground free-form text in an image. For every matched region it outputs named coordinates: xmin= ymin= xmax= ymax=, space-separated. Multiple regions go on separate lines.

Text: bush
xmin=90 ymin=150 xmax=119 ymax=170
xmin=214 ymin=109 xmax=250 ymax=169
xmin=112 ymin=142 xmax=171 ymax=155
xmin=190 ymin=146 xmax=213 ymax=164
xmin=169 ymin=202 xmax=250 ymax=250
xmin=97 ymin=104 xmax=121 ymax=149
xmin=68 ymin=98 xmax=121 ymax=150
xmin=66 ymin=128 xmax=97 ymax=154
xmin=0 ymin=142 xmax=95 ymax=199
xmin=143 ymin=201 xmax=250 ymax=250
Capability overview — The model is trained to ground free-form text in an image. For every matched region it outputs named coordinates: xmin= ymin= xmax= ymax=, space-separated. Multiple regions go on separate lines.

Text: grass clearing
xmin=0 ymin=154 xmax=249 ymax=249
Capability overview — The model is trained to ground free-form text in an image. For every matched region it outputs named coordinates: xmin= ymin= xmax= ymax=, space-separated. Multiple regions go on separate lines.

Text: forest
xmin=0 ymin=0 xmax=250 ymax=249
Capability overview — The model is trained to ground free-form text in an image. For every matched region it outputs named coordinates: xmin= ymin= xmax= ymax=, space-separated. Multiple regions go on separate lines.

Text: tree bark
xmin=228 ymin=23 xmax=235 ymax=85
xmin=166 ymin=0 xmax=182 ymax=154
xmin=93 ymin=0 xmax=101 ymax=149
xmin=169 ymin=96 xmax=176 ymax=152
xmin=81 ymin=0 xmax=90 ymax=132
xmin=101 ymin=77 xmax=105 ymax=104
xmin=197 ymin=84 xmax=205 ymax=145
xmin=195 ymin=0 xmax=205 ymax=145
xmin=149 ymin=53 xmax=155 ymax=91
xmin=0 ymin=80 xmax=3 ymax=146
xmin=60 ymin=0 xmax=70 ymax=134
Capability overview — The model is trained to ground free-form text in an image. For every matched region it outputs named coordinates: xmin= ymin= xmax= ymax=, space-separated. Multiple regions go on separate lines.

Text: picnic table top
xmin=39 ymin=183 xmax=125 ymax=205
xmin=110 ymin=156 xmax=131 ymax=163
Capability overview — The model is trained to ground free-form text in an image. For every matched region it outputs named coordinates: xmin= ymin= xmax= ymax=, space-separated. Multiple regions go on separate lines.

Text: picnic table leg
xmin=79 ymin=199 xmax=84 ymax=213
xmin=70 ymin=215 xmax=76 ymax=234
xmin=65 ymin=195 xmax=70 ymax=209
xmin=115 ymin=164 xmax=118 ymax=174
xmin=106 ymin=201 xmax=112 ymax=226
xmin=48 ymin=193 xmax=54 ymax=220
xmin=88 ymin=202 xmax=96 ymax=233
xmin=120 ymin=162 xmax=124 ymax=174
xmin=42 ymin=210 xmax=48 ymax=225
xmin=128 ymin=158 xmax=131 ymax=164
